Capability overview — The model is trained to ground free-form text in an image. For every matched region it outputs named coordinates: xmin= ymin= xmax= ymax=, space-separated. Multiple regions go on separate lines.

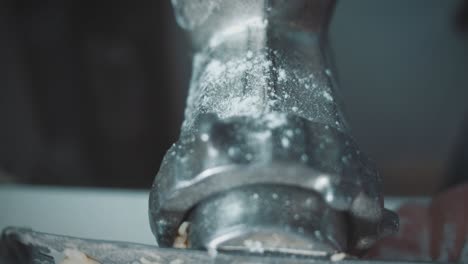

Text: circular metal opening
xmin=186 ymin=184 xmax=348 ymax=255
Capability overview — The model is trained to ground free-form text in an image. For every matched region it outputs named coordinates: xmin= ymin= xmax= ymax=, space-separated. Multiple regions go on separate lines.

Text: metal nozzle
xmin=149 ymin=0 xmax=398 ymax=255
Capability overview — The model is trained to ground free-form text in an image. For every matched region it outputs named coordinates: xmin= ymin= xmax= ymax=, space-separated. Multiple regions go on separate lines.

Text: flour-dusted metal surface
xmin=1 ymin=227 xmax=440 ymax=264
xmin=150 ymin=0 xmax=398 ymax=254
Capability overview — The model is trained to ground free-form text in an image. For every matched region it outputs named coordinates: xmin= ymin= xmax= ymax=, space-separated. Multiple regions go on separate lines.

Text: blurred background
xmin=0 ymin=0 xmax=467 ymax=195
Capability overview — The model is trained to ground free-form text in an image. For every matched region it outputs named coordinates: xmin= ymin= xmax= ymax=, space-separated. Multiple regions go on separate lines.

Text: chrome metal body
xmin=149 ymin=0 xmax=398 ymax=255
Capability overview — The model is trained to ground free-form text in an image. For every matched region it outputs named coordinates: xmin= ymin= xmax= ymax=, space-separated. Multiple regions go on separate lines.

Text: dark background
xmin=0 ymin=0 xmax=467 ymax=194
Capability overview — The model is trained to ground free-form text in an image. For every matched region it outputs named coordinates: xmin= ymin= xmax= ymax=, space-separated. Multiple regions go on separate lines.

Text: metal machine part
xmin=149 ymin=0 xmax=398 ymax=255
xmin=188 ymin=185 xmax=347 ymax=255
xmin=2 ymin=228 xmax=437 ymax=264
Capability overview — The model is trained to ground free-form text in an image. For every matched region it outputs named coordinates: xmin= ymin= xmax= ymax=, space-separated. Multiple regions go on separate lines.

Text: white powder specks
xmin=243 ymin=240 xmax=264 ymax=254
xmin=185 ymin=54 xmax=278 ymax=127
xmin=278 ymin=68 xmax=287 ymax=82
xmin=183 ymin=41 xmax=339 ymax=131
xmin=281 ymin=137 xmax=290 ymax=148
xmin=205 ymin=59 xmax=225 ymax=77
xmin=222 ymin=96 xmax=264 ymax=118
xmin=200 ymin=134 xmax=209 ymax=142
xmin=322 ymin=91 xmax=333 ymax=102
xmin=264 ymin=113 xmax=287 ymax=129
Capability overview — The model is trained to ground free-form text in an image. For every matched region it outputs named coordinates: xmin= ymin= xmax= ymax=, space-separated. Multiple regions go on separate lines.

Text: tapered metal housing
xmin=149 ymin=0 xmax=398 ymax=255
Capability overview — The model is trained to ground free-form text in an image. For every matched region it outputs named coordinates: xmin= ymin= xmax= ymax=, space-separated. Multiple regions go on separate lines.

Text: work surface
xmin=0 ymin=185 xmax=426 ymax=246
xmin=0 ymin=185 xmax=155 ymax=245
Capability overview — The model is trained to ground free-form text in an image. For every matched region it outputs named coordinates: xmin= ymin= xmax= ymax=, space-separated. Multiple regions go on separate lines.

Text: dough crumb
xmin=61 ymin=249 xmax=100 ymax=264
xmin=173 ymin=221 xmax=190 ymax=248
